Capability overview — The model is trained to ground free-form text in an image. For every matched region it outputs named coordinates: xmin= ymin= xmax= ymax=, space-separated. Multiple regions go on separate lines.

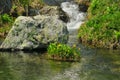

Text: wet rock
xmin=43 ymin=0 xmax=72 ymax=6
xmin=75 ymin=0 xmax=90 ymax=5
xmin=10 ymin=6 xmax=25 ymax=17
xmin=39 ymin=6 xmax=59 ymax=16
xmin=74 ymin=0 xmax=90 ymax=12
xmin=0 ymin=15 xmax=68 ymax=50
xmin=79 ymin=4 xmax=89 ymax=12
xmin=0 ymin=0 xmax=12 ymax=14
xmin=39 ymin=6 xmax=69 ymax=23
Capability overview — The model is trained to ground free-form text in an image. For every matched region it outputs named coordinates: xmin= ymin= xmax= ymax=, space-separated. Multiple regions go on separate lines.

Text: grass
xmin=47 ymin=43 xmax=80 ymax=61
xmin=0 ymin=14 xmax=14 ymax=39
xmin=78 ymin=0 xmax=120 ymax=49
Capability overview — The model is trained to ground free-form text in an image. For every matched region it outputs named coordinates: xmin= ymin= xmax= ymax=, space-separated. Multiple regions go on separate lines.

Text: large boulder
xmin=0 ymin=15 xmax=69 ymax=50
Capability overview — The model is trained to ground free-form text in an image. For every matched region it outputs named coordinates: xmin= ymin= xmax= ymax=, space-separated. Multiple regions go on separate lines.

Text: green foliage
xmin=19 ymin=0 xmax=31 ymax=6
xmin=39 ymin=0 xmax=45 ymax=6
xmin=115 ymin=31 xmax=120 ymax=42
xmin=78 ymin=0 xmax=120 ymax=49
xmin=0 ymin=14 xmax=14 ymax=39
xmin=0 ymin=14 xmax=13 ymax=23
xmin=47 ymin=43 xmax=80 ymax=61
xmin=89 ymin=0 xmax=120 ymax=16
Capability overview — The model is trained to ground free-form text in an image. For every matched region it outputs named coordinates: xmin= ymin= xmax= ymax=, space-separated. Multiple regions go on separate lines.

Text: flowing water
xmin=61 ymin=2 xmax=86 ymax=31
xmin=0 ymin=2 xmax=120 ymax=80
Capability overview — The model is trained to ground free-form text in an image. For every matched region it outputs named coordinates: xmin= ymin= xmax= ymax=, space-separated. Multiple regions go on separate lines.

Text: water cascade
xmin=61 ymin=2 xmax=86 ymax=31
xmin=61 ymin=2 xmax=86 ymax=45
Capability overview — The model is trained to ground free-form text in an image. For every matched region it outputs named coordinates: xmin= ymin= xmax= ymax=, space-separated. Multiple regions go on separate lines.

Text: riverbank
xmin=78 ymin=0 xmax=120 ymax=49
xmin=0 ymin=0 xmax=120 ymax=49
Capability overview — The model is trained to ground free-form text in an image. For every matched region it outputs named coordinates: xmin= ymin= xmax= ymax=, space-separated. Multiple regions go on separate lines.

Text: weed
xmin=0 ymin=14 xmax=13 ymax=23
xmin=47 ymin=43 xmax=80 ymax=61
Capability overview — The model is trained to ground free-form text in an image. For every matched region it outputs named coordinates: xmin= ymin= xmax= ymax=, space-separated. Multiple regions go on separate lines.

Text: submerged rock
xmin=0 ymin=15 xmax=68 ymax=50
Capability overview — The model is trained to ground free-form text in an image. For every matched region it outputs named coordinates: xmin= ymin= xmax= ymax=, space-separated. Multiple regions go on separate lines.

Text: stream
xmin=0 ymin=47 xmax=120 ymax=80
xmin=0 ymin=1 xmax=120 ymax=80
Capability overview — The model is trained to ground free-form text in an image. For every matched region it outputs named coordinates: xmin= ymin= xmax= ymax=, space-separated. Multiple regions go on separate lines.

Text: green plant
xmin=0 ymin=14 xmax=14 ymax=40
xmin=39 ymin=0 xmax=45 ymax=6
xmin=19 ymin=0 xmax=32 ymax=16
xmin=115 ymin=31 xmax=120 ymax=42
xmin=0 ymin=14 xmax=13 ymax=23
xmin=78 ymin=0 xmax=120 ymax=49
xmin=47 ymin=43 xmax=80 ymax=61
xmin=19 ymin=0 xmax=31 ymax=6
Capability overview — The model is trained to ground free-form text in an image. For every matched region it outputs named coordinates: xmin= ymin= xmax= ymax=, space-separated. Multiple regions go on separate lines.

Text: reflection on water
xmin=0 ymin=49 xmax=120 ymax=80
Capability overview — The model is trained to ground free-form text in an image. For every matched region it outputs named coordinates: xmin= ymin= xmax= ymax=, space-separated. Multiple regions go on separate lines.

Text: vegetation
xmin=11 ymin=0 xmax=45 ymax=16
xmin=78 ymin=0 xmax=120 ymax=49
xmin=0 ymin=14 xmax=14 ymax=40
xmin=0 ymin=0 xmax=45 ymax=40
xmin=47 ymin=43 xmax=80 ymax=61
xmin=19 ymin=0 xmax=32 ymax=16
xmin=0 ymin=14 xmax=13 ymax=23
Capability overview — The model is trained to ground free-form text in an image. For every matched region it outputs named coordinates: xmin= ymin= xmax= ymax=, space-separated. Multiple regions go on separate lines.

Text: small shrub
xmin=1 ymin=14 xmax=13 ymax=23
xmin=47 ymin=43 xmax=80 ymax=61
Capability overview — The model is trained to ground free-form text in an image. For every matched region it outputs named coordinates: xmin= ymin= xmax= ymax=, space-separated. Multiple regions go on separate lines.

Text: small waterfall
xmin=61 ymin=2 xmax=86 ymax=31
xmin=61 ymin=2 xmax=86 ymax=45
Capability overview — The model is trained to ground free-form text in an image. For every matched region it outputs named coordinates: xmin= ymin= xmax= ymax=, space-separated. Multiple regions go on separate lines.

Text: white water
xmin=61 ymin=2 xmax=86 ymax=31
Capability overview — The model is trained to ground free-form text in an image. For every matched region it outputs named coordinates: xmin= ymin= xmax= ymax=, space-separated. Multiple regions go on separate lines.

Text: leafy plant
xmin=115 ymin=31 xmax=120 ymax=42
xmin=0 ymin=14 xmax=13 ymax=23
xmin=39 ymin=0 xmax=45 ymax=6
xmin=47 ymin=43 xmax=80 ymax=61
xmin=0 ymin=14 xmax=14 ymax=39
xmin=19 ymin=0 xmax=32 ymax=16
xmin=78 ymin=0 xmax=120 ymax=49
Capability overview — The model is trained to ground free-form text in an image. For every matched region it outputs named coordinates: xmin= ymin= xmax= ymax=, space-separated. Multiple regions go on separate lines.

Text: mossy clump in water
xmin=78 ymin=0 xmax=120 ymax=49
xmin=47 ymin=43 xmax=80 ymax=61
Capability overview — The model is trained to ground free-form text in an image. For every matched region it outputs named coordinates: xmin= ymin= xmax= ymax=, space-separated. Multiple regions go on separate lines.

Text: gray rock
xmin=39 ymin=6 xmax=69 ymax=23
xmin=0 ymin=15 xmax=69 ymax=50
xmin=43 ymin=0 xmax=73 ymax=6
xmin=39 ymin=6 xmax=59 ymax=16
xmin=0 ymin=0 xmax=12 ymax=14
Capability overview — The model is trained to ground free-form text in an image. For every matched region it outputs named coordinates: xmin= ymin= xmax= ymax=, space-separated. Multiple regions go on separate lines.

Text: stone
xmin=0 ymin=15 xmax=69 ymax=50
xmin=43 ymin=0 xmax=72 ymax=6
xmin=39 ymin=6 xmax=59 ymax=16
xmin=0 ymin=0 xmax=12 ymax=14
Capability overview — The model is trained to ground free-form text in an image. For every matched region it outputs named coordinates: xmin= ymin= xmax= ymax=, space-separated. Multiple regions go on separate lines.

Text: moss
xmin=78 ymin=0 xmax=120 ymax=49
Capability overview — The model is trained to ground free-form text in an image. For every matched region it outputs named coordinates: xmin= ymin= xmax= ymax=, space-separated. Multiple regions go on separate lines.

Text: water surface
xmin=0 ymin=48 xmax=120 ymax=80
